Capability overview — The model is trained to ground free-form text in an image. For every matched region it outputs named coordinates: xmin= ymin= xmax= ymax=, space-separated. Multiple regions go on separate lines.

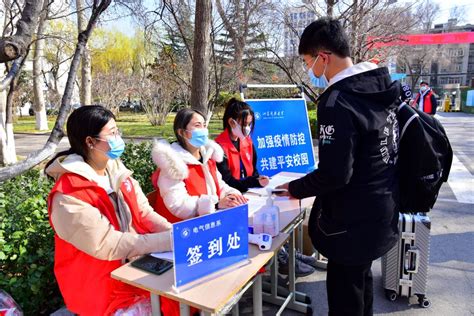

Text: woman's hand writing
xmin=218 ymin=193 xmax=247 ymax=209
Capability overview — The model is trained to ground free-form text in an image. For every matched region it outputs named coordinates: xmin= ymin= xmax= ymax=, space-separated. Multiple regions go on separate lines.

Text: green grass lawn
xmin=13 ymin=112 xmax=226 ymax=139
xmin=13 ymin=109 xmax=317 ymax=139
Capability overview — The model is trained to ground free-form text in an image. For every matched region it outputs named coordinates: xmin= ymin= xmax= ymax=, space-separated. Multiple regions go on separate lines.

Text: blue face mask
xmin=106 ymin=136 xmax=125 ymax=159
xmin=420 ymin=86 xmax=428 ymax=92
xmin=187 ymin=128 xmax=209 ymax=148
xmin=308 ymin=56 xmax=328 ymax=88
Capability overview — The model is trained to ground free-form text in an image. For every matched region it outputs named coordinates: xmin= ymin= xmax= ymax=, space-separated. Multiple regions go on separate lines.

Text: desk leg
xmin=288 ymin=232 xmax=296 ymax=298
xmin=262 ymin=221 xmax=313 ymax=314
xmin=253 ymin=274 xmax=263 ymax=316
xmin=150 ymin=294 xmax=161 ymax=316
xmin=179 ymin=303 xmax=190 ymax=316
xmin=296 ymin=217 xmax=304 ymax=252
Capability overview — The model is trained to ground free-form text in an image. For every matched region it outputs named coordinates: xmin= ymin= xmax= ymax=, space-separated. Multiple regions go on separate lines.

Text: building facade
xmin=400 ymin=21 xmax=474 ymax=88
xmin=284 ymin=6 xmax=316 ymax=57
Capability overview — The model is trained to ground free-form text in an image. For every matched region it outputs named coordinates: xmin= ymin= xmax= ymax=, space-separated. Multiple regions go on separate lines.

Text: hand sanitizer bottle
xmin=253 ymin=209 xmax=264 ymax=234
xmin=263 ymin=188 xmax=280 ymax=237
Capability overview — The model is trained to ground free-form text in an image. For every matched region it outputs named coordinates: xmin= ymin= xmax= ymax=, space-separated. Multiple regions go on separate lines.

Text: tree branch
xmin=0 ymin=0 xmax=42 ymax=62
xmin=0 ymin=0 xmax=113 ymax=181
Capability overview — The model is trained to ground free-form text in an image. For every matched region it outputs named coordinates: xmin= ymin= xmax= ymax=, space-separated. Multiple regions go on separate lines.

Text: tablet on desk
xmin=271 ymin=188 xmax=288 ymax=195
xmin=131 ymin=255 xmax=173 ymax=275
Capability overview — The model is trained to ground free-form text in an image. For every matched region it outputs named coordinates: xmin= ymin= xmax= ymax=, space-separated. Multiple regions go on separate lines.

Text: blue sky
xmin=102 ymin=0 xmax=474 ymax=37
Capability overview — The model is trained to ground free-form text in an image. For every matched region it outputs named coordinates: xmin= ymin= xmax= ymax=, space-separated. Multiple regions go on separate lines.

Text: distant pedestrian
xmin=413 ymin=81 xmax=437 ymax=115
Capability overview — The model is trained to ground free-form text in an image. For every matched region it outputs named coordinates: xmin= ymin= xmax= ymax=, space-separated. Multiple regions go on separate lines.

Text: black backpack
xmin=397 ymin=101 xmax=453 ymax=213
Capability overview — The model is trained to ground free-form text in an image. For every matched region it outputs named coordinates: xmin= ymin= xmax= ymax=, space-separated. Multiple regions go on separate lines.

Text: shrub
xmin=308 ymin=108 xmax=318 ymax=140
xmin=121 ymin=141 xmax=155 ymax=194
xmin=0 ymin=144 xmax=158 ymax=314
xmin=0 ymin=169 xmax=62 ymax=315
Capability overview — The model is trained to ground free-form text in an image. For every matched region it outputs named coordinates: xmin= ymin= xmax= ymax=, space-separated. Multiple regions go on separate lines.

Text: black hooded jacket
xmin=288 ymin=66 xmax=400 ymax=265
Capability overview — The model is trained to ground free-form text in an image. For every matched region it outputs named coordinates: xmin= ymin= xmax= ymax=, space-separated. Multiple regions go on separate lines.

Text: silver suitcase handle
xmin=405 ymin=248 xmax=420 ymax=273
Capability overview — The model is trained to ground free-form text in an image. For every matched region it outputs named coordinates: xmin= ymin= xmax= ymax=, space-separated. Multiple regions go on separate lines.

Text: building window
xmin=454 ymin=64 xmax=462 ymax=72
xmin=448 ymin=77 xmax=461 ymax=84
xmin=448 ymin=48 xmax=464 ymax=57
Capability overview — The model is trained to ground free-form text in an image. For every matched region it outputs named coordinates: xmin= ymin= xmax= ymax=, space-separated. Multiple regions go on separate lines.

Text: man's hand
xmin=258 ymin=175 xmax=270 ymax=187
xmin=275 ymin=182 xmax=291 ymax=197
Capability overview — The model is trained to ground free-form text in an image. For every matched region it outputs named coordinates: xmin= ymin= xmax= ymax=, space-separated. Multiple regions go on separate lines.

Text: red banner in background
xmin=368 ymin=32 xmax=474 ymax=48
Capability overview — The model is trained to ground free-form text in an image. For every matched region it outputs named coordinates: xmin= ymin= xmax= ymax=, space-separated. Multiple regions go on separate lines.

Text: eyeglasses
xmin=301 ymin=52 xmax=332 ymax=72
xmin=302 ymin=57 xmax=318 ymax=73
xmin=96 ymin=128 xmax=123 ymax=141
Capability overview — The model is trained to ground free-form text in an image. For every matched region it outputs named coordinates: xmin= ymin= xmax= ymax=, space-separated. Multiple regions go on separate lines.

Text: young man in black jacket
xmin=277 ymin=18 xmax=400 ymax=315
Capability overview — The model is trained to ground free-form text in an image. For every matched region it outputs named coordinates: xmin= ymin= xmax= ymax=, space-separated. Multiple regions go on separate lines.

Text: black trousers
xmin=326 ymin=260 xmax=373 ymax=316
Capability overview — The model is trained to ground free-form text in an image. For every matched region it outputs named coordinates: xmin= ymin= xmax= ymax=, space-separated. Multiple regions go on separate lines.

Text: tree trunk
xmin=76 ymin=0 xmax=92 ymax=105
xmin=0 ymin=67 xmax=15 ymax=164
xmin=32 ymin=0 xmax=48 ymax=131
xmin=190 ymin=0 xmax=211 ymax=115
xmin=0 ymin=0 xmax=42 ymax=62
xmin=3 ymin=75 xmax=18 ymax=164
xmin=0 ymin=0 xmax=112 ymax=181
xmin=234 ymin=44 xmax=244 ymax=86
xmin=0 ymin=58 xmax=23 ymax=165
xmin=215 ymin=0 xmax=247 ymax=88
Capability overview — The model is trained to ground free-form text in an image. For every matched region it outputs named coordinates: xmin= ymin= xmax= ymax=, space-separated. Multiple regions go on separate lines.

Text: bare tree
xmin=91 ymin=71 xmax=129 ymax=113
xmin=138 ymin=77 xmax=173 ymax=126
xmin=32 ymin=0 xmax=49 ymax=131
xmin=396 ymin=0 xmax=442 ymax=87
xmin=215 ymin=0 xmax=271 ymax=86
xmin=190 ymin=0 xmax=211 ymax=115
xmin=76 ymin=0 xmax=92 ymax=105
xmin=0 ymin=0 xmax=35 ymax=165
xmin=0 ymin=0 xmax=113 ymax=181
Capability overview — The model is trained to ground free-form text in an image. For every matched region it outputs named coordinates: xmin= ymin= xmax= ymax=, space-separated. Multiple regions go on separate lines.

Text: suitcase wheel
xmin=417 ymin=295 xmax=431 ymax=308
xmin=384 ymin=289 xmax=398 ymax=301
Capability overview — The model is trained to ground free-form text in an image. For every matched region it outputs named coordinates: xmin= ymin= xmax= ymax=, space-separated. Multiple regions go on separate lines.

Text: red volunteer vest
xmin=150 ymin=160 xmax=221 ymax=223
xmin=215 ymin=129 xmax=254 ymax=179
xmin=414 ymin=90 xmax=434 ymax=114
xmin=47 ymin=173 xmax=150 ymax=316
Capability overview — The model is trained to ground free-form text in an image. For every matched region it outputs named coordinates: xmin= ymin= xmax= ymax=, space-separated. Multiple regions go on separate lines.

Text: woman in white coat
xmin=150 ymin=108 xmax=247 ymax=224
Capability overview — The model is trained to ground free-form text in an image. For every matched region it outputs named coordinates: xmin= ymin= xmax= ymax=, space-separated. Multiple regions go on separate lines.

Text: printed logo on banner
xmin=173 ymin=204 xmax=249 ymax=287
xmin=247 ymin=99 xmax=316 ymax=176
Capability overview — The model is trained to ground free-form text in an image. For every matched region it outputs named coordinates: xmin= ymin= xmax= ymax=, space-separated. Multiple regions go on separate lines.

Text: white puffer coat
xmin=152 ymin=140 xmax=241 ymax=219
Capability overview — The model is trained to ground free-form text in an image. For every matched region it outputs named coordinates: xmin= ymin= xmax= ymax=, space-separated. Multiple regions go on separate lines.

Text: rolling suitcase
xmin=381 ymin=213 xmax=431 ymax=308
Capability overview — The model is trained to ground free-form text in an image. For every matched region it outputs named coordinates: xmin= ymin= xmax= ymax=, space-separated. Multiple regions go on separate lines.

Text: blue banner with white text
xmin=173 ymin=205 xmax=249 ymax=287
xmin=246 ymin=99 xmax=316 ymax=177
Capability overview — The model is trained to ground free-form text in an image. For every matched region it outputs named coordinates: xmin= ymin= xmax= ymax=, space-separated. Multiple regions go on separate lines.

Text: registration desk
xmin=111 ymin=172 xmax=314 ymax=315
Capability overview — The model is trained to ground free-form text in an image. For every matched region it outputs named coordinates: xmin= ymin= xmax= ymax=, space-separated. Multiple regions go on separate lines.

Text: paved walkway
xmin=257 ymin=112 xmax=474 ymax=315
xmin=13 ymin=112 xmax=474 ymax=315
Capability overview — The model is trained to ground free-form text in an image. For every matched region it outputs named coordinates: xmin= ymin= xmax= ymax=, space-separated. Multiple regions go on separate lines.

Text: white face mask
xmin=231 ymin=119 xmax=251 ymax=140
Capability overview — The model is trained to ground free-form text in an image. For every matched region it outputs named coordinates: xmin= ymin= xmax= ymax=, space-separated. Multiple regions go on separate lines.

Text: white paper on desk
xmin=247 ymin=175 xmax=298 ymax=196
xmin=150 ymin=251 xmax=174 ymax=262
